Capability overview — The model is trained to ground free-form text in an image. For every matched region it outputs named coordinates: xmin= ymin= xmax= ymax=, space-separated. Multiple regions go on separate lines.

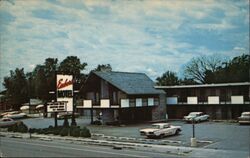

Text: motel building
xmin=76 ymin=71 xmax=166 ymax=124
xmin=155 ymin=82 xmax=250 ymax=120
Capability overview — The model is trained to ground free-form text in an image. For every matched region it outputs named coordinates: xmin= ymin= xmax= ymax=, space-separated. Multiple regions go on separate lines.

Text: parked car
xmin=238 ymin=112 xmax=250 ymax=125
xmin=57 ymin=112 xmax=80 ymax=119
xmin=0 ymin=118 xmax=18 ymax=127
xmin=3 ymin=111 xmax=27 ymax=119
xmin=140 ymin=123 xmax=181 ymax=138
xmin=183 ymin=112 xmax=209 ymax=123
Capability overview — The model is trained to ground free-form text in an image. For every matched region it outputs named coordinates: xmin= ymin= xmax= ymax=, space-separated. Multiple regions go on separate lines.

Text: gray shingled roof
xmin=93 ymin=71 xmax=165 ymax=95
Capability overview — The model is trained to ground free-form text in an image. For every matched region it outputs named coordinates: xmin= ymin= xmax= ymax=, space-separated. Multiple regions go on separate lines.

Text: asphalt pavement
xmin=20 ymin=117 xmax=250 ymax=153
xmin=0 ymin=137 xmax=182 ymax=157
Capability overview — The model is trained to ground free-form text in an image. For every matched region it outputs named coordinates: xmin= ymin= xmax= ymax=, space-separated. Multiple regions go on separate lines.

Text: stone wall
xmin=152 ymin=93 xmax=166 ymax=121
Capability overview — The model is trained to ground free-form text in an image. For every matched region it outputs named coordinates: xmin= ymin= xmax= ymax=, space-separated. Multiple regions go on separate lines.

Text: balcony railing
xmin=76 ymin=98 xmax=158 ymax=109
xmin=166 ymin=96 xmax=250 ymax=105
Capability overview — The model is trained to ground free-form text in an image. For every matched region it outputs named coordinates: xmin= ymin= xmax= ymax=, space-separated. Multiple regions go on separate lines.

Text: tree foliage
xmin=93 ymin=64 xmax=112 ymax=72
xmin=156 ymin=71 xmax=179 ymax=86
xmin=210 ymin=54 xmax=250 ymax=83
xmin=2 ymin=56 xmax=88 ymax=110
xmin=184 ymin=54 xmax=249 ymax=84
xmin=58 ymin=56 xmax=88 ymax=90
xmin=58 ymin=56 xmax=87 ymax=77
xmin=184 ymin=55 xmax=225 ymax=83
xmin=3 ymin=68 xmax=28 ymax=110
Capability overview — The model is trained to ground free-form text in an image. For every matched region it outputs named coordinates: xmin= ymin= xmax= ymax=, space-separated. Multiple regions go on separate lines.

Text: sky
xmin=0 ymin=0 xmax=249 ymax=90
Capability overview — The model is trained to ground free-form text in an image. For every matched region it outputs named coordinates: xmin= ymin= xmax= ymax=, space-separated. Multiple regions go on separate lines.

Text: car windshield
xmin=151 ymin=125 xmax=161 ymax=129
xmin=189 ymin=113 xmax=198 ymax=117
xmin=242 ymin=114 xmax=250 ymax=117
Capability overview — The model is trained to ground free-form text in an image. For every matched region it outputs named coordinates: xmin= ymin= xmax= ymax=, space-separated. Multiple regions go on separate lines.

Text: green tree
xmin=213 ymin=54 xmax=250 ymax=83
xmin=3 ymin=68 xmax=28 ymax=110
xmin=33 ymin=65 xmax=48 ymax=100
xmin=58 ymin=56 xmax=87 ymax=90
xmin=27 ymin=58 xmax=58 ymax=101
xmin=58 ymin=56 xmax=87 ymax=126
xmin=44 ymin=58 xmax=58 ymax=92
xmin=156 ymin=71 xmax=179 ymax=86
xmin=93 ymin=64 xmax=112 ymax=72
xmin=179 ymin=78 xmax=197 ymax=85
xmin=58 ymin=56 xmax=87 ymax=76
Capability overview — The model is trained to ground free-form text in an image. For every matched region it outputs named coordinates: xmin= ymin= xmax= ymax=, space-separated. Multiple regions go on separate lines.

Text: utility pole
xmin=28 ymin=78 xmax=31 ymax=114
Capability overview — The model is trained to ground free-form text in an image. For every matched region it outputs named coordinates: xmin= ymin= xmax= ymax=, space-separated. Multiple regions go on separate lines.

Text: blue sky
xmin=0 ymin=0 xmax=249 ymax=90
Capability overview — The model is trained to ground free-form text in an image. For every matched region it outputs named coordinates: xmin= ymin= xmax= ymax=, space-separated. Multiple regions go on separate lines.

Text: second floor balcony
xmin=76 ymin=98 xmax=159 ymax=109
xmin=167 ymin=95 xmax=250 ymax=105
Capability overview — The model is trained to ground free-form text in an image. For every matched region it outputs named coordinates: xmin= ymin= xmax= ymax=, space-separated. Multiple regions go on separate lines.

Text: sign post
xmin=191 ymin=118 xmax=197 ymax=147
xmin=47 ymin=101 xmax=67 ymax=127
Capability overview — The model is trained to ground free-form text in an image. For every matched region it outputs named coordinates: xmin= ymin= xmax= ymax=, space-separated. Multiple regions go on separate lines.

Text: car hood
xmin=140 ymin=128 xmax=159 ymax=133
xmin=184 ymin=116 xmax=196 ymax=119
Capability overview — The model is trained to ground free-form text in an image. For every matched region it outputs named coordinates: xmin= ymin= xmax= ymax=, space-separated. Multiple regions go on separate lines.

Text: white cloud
xmin=0 ymin=0 xmax=249 ymax=90
xmin=233 ymin=47 xmax=245 ymax=51
xmin=193 ymin=20 xmax=235 ymax=30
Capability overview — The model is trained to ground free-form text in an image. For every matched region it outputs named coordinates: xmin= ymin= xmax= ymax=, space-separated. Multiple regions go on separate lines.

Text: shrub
xmin=80 ymin=127 xmax=91 ymax=138
xmin=12 ymin=124 xmax=18 ymax=132
xmin=37 ymin=128 xmax=44 ymax=134
xmin=63 ymin=117 xmax=69 ymax=127
xmin=17 ymin=122 xmax=28 ymax=133
xmin=53 ymin=126 xmax=63 ymax=135
xmin=29 ymin=128 xmax=36 ymax=133
xmin=60 ymin=127 xmax=69 ymax=136
xmin=7 ymin=122 xmax=28 ymax=133
xmin=48 ymin=125 xmax=54 ymax=129
xmin=70 ymin=126 xmax=80 ymax=137
xmin=7 ymin=124 xmax=16 ymax=132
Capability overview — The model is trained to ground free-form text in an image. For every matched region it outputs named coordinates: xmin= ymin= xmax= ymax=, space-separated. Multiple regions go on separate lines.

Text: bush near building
xmin=7 ymin=122 xmax=28 ymax=133
xmin=7 ymin=122 xmax=91 ymax=138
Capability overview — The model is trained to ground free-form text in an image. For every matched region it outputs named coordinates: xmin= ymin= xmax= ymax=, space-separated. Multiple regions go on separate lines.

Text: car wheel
xmin=175 ymin=130 xmax=180 ymax=135
xmin=159 ymin=134 xmax=164 ymax=139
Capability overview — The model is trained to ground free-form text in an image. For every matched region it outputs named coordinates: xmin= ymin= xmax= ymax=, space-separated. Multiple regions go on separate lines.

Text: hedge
xmin=7 ymin=123 xmax=91 ymax=138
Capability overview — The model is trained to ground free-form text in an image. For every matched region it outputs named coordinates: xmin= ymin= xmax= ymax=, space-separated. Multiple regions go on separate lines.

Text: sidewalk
xmin=0 ymin=131 xmax=249 ymax=158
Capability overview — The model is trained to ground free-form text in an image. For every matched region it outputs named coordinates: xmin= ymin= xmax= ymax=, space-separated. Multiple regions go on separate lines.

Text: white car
xmin=0 ymin=118 xmax=18 ymax=127
xmin=184 ymin=112 xmax=209 ymax=123
xmin=57 ymin=112 xmax=80 ymax=119
xmin=3 ymin=111 xmax=27 ymax=119
xmin=238 ymin=112 xmax=250 ymax=125
xmin=140 ymin=123 xmax=181 ymax=138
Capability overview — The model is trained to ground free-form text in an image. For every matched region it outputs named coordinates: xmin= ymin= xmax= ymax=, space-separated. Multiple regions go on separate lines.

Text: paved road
xmin=21 ymin=117 xmax=250 ymax=152
xmin=0 ymin=137 xmax=182 ymax=157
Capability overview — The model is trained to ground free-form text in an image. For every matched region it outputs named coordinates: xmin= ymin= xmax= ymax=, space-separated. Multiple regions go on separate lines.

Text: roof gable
xmin=93 ymin=71 xmax=165 ymax=95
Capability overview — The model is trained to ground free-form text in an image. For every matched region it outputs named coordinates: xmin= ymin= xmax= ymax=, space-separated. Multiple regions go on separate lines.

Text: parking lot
xmin=21 ymin=117 xmax=250 ymax=152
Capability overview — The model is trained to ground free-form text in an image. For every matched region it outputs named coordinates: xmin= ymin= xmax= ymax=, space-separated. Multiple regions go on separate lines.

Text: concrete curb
xmin=0 ymin=131 xmax=192 ymax=156
xmin=1 ymin=131 xmax=248 ymax=158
